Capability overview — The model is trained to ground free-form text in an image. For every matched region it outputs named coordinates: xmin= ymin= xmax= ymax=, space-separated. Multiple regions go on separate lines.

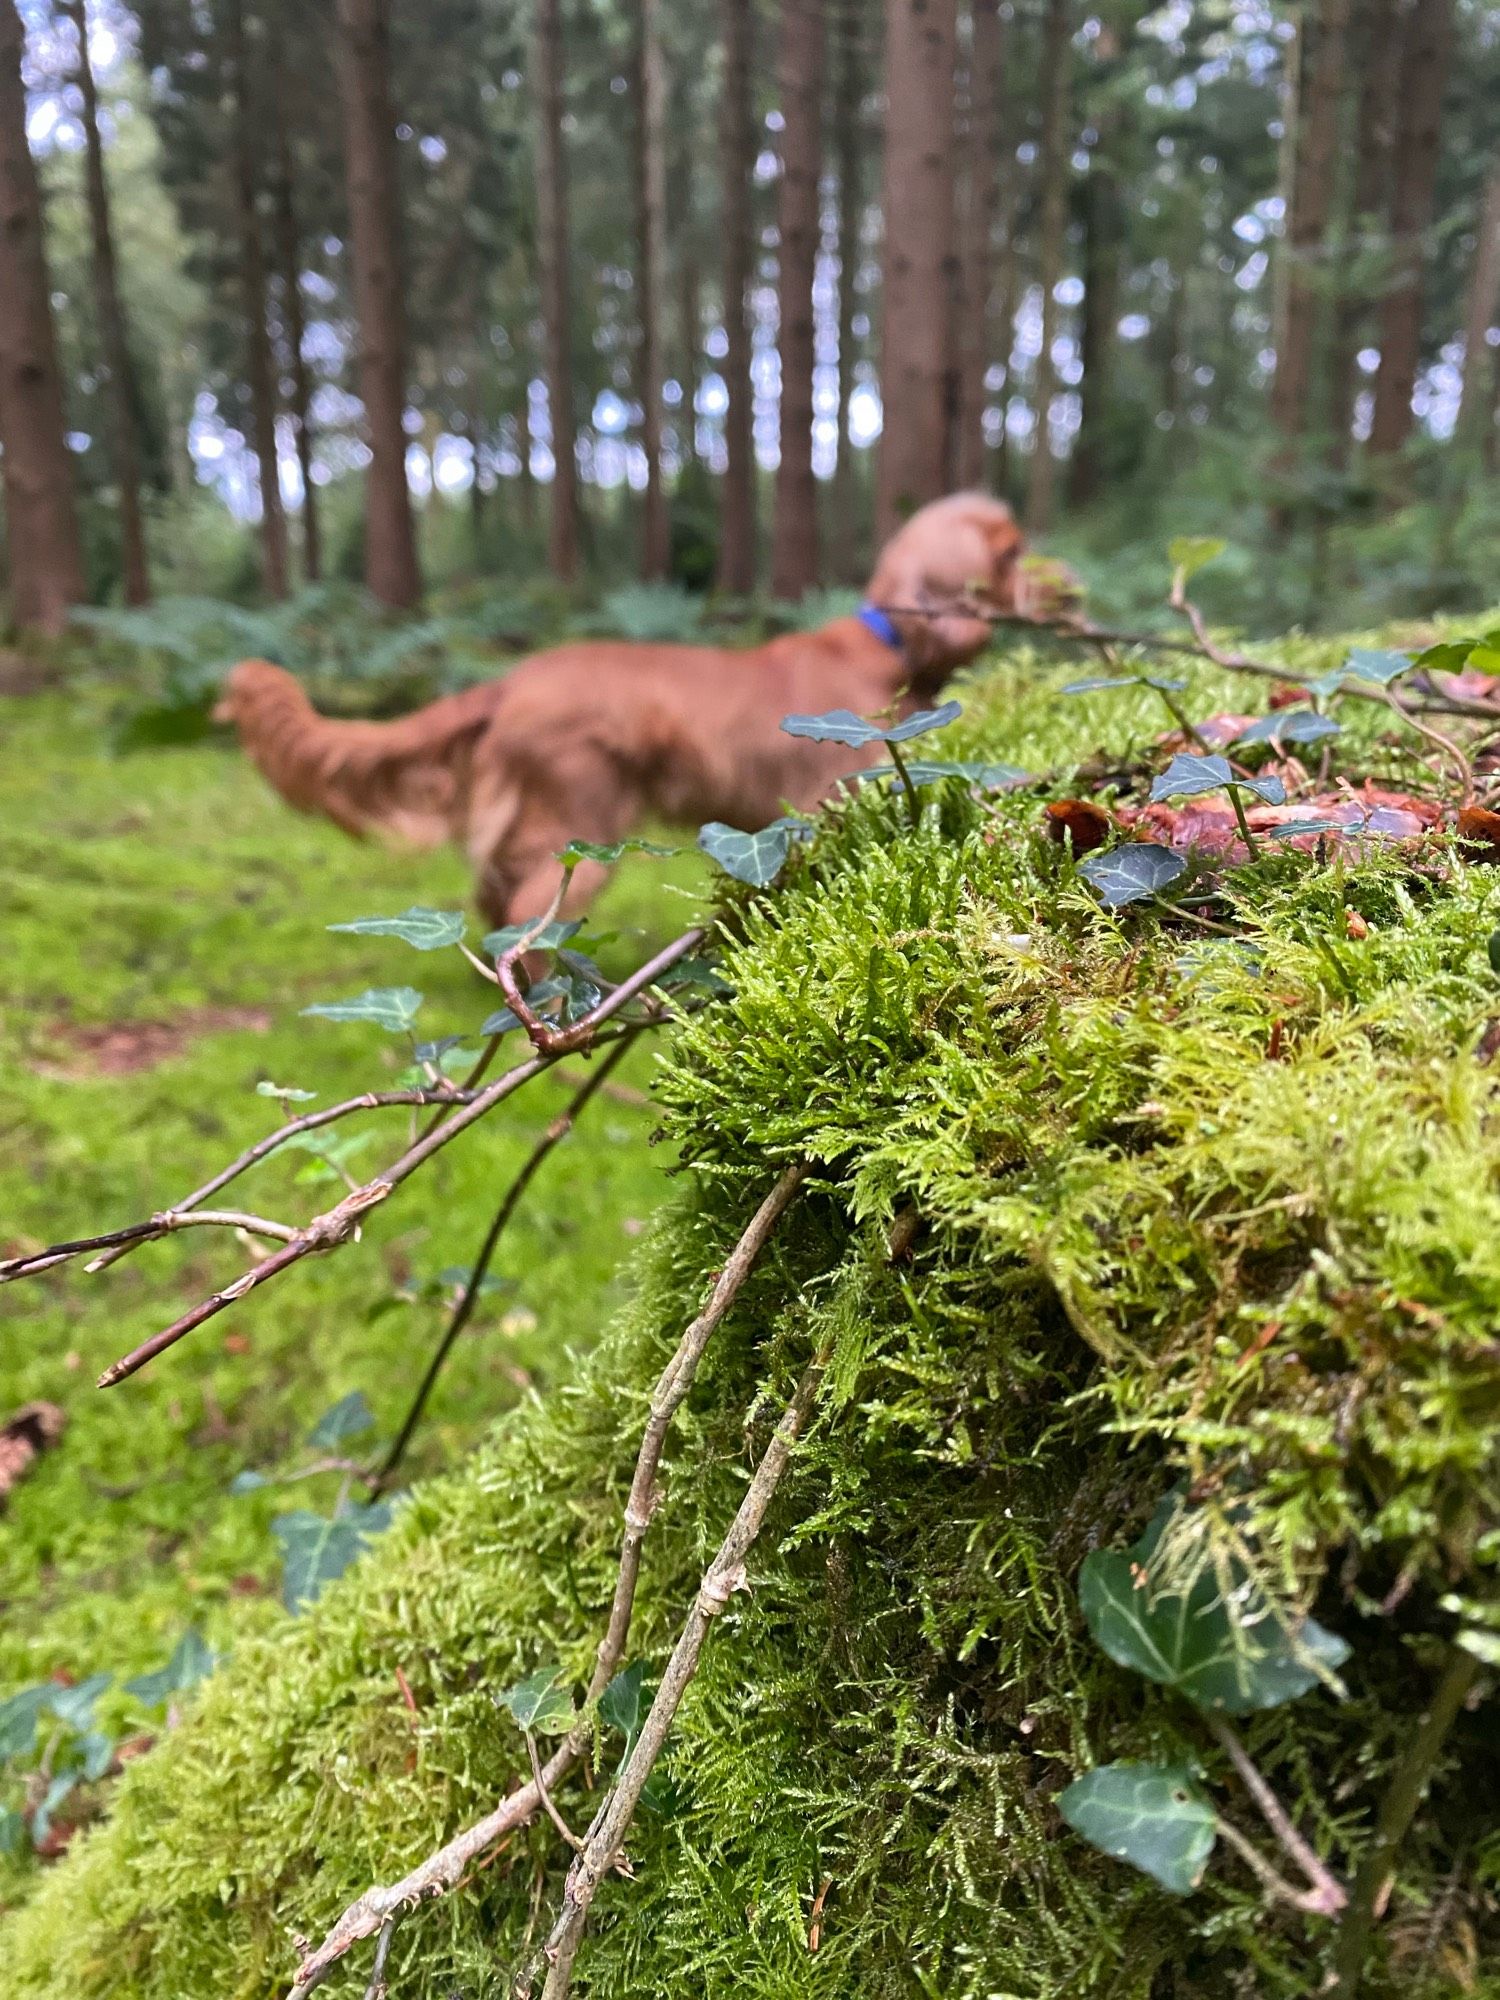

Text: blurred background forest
xmin=2 ymin=0 xmax=1499 ymax=656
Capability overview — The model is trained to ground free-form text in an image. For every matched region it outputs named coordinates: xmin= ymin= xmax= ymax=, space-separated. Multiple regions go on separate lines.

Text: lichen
xmin=6 ymin=644 xmax=1500 ymax=1997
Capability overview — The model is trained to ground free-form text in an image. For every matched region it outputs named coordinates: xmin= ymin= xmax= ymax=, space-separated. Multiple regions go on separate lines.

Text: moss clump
xmin=5 ymin=650 xmax=1500 ymax=1997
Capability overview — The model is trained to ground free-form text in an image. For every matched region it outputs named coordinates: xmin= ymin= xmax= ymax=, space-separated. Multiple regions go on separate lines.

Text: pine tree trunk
xmin=1454 ymin=160 xmax=1500 ymax=456
xmin=0 ymin=0 xmax=86 ymax=632
xmin=953 ymin=0 xmax=1004 ymax=492
xmin=1269 ymin=0 xmax=1351 ymax=457
xmin=66 ymin=0 xmax=149 ymax=605
xmin=1067 ymin=22 xmax=1122 ymax=511
xmin=829 ymin=0 xmax=864 ymax=580
xmin=876 ymin=0 xmax=958 ymax=543
xmin=517 ymin=363 xmax=537 ymax=534
xmin=333 ymin=0 xmax=421 ymax=606
xmin=226 ymin=0 xmax=289 ymax=601
xmin=634 ymin=0 xmax=670 ymax=581
xmin=716 ymin=0 xmax=756 ymax=593
xmin=1025 ymin=0 xmax=1071 ymax=533
xmin=770 ymin=0 xmax=824 ymax=599
xmin=672 ymin=81 xmax=702 ymax=467
xmin=272 ymin=107 xmax=321 ymax=585
xmin=1325 ymin=0 xmax=1401 ymax=470
xmin=1268 ymin=14 xmax=1301 ymax=380
xmin=1368 ymin=0 xmax=1455 ymax=459
xmin=533 ymin=0 xmax=580 ymax=581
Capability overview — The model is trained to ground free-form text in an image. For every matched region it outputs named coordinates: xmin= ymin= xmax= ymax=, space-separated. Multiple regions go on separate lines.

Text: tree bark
xmin=716 ymin=0 xmax=756 ymax=592
xmin=533 ymin=0 xmax=580 ymax=581
xmin=1268 ymin=11 xmax=1301 ymax=380
xmin=1325 ymin=0 xmax=1401 ymax=470
xmin=829 ymin=0 xmax=864 ymax=579
xmin=226 ymin=0 xmax=289 ymax=600
xmin=633 ymin=0 xmax=670 ymax=580
xmin=952 ymin=0 xmax=1004 ymax=492
xmin=1368 ymin=0 xmax=1455 ymax=458
xmin=272 ymin=104 xmax=321 ymax=584
xmin=332 ymin=0 xmax=420 ymax=606
xmin=0 ymin=0 xmax=86 ymax=632
xmin=1025 ymin=0 xmax=1071 ymax=533
xmin=1067 ymin=20 xmax=1122 ymax=510
xmin=1455 ymin=160 xmax=1500 ymax=457
xmin=672 ymin=78 xmax=702 ymax=467
xmin=1270 ymin=0 xmax=1351 ymax=452
xmin=770 ymin=0 xmax=824 ymax=598
xmin=65 ymin=0 xmax=149 ymax=605
xmin=876 ymin=0 xmax=958 ymax=543
xmin=516 ymin=362 xmax=537 ymax=534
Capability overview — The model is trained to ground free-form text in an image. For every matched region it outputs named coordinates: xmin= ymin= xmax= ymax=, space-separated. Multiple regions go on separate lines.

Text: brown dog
xmin=216 ymin=491 xmax=1032 ymax=927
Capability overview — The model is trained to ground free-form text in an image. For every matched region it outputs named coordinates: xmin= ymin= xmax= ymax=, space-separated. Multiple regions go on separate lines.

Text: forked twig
xmin=284 ymin=1163 xmax=807 ymax=1998
xmin=1203 ymin=1711 xmax=1345 ymax=1915
xmin=495 ymin=902 xmax=705 ymax=1057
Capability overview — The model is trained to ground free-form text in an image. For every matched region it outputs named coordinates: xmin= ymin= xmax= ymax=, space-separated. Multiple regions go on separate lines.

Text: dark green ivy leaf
xmin=1078 ymin=843 xmax=1188 ymax=909
xmin=780 ymin=698 xmax=961 ymax=746
xmin=306 ymin=1390 xmax=375 ymax=1449
xmin=698 ymin=818 xmax=804 ymax=887
xmin=124 ymin=1631 xmax=216 ymax=1708
xmin=327 ymin=907 xmax=466 ymax=951
xmin=272 ymin=1504 xmax=393 ymax=1613
xmin=1233 ymin=710 xmax=1341 ymax=748
xmin=497 ymin=1665 xmax=576 ymax=1734
xmin=1058 ymin=1762 xmax=1218 ymax=1894
xmin=301 ymin=987 xmax=423 ymax=1032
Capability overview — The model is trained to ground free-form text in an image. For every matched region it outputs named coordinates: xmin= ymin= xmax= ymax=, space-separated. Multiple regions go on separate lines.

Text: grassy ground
xmin=0 ymin=680 xmax=699 ymax=1824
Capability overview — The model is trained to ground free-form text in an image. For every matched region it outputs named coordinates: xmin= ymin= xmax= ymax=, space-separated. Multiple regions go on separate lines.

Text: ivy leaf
xmin=301 ymin=987 xmax=423 ymax=1032
xmin=1061 ymin=675 xmax=1139 ymax=695
xmin=1344 ymin=646 xmax=1412 ymax=687
xmin=272 ymin=1504 xmax=393 ymax=1613
xmin=1240 ymin=773 xmax=1287 ymax=806
xmin=1412 ymin=640 xmax=1477 ymax=677
xmin=1078 ymin=844 xmax=1188 ymax=909
xmin=1264 ymin=817 xmax=1342 ymax=840
xmin=125 ymin=1631 xmax=215 ymax=1708
xmin=480 ymin=919 xmax=583 ymax=958
xmin=780 ymin=698 xmax=961 ymax=746
xmin=698 ymin=818 xmax=803 ymax=887
xmin=256 ymin=1081 xmax=317 ymax=1103
xmin=0 ymin=1685 xmax=51 ymax=1761
xmin=1058 ymin=1763 xmax=1218 ymax=1894
xmin=860 ymin=757 xmax=1031 ymax=789
xmin=1079 ymin=1510 xmax=1350 ymax=1713
xmin=664 ymin=955 xmax=733 ymax=995
xmin=639 ymin=1767 xmax=681 ymax=1817
xmin=599 ymin=1662 xmax=647 ymax=1745
xmin=1168 ymin=535 xmax=1227 ymax=580
xmin=44 ymin=1674 xmax=113 ymax=1731
xmin=479 ymin=974 xmax=574 ymax=1037
xmin=30 ymin=1771 xmax=78 ymax=1849
xmin=229 ymin=1469 xmax=270 ymax=1494
xmin=76 ymin=1729 xmax=117 ymax=1782
xmin=558 ymin=836 xmax=677 ymax=866
xmin=1303 ymin=668 xmax=1349 ymax=699
xmin=497 ymin=1665 xmax=576 ymax=1734
xmin=1232 ymin=710 xmax=1341 ymax=748
xmin=327 ymin=907 xmax=466 ymax=951
xmin=307 ymin=1390 xmax=375 ymax=1449
xmin=1150 ymin=753 xmax=1233 ymax=802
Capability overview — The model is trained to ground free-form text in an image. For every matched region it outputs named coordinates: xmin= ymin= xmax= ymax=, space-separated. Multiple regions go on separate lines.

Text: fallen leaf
xmin=1457 ymin=806 xmax=1500 ymax=864
xmin=0 ymin=1402 xmax=66 ymax=1507
xmin=1345 ymin=910 xmax=1369 ymax=940
xmin=1160 ymin=713 xmax=1258 ymax=752
xmin=223 ymin=1332 xmax=251 ymax=1357
xmin=1045 ymin=798 xmax=1113 ymax=854
xmin=1479 ymin=1020 xmax=1500 ymax=1066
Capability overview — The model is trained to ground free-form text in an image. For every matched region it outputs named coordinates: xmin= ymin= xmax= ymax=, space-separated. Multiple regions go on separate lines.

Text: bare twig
xmin=284 ymin=1165 xmax=806 ymax=1997
xmin=0 ymin=1207 xmax=300 ymax=1282
xmin=526 ymin=1730 xmax=583 ymax=1852
xmin=1203 ymin=1711 xmax=1346 ymax=1914
xmin=1213 ymin=1814 xmax=1340 ymax=1916
xmin=372 ymin=1032 xmax=643 ymax=1493
xmin=496 ymin=912 xmax=705 ymax=1058
xmin=1326 ymin=1644 xmax=1482 ymax=1995
xmin=1378 ymin=684 xmax=1474 ymax=803
xmin=360 ymin=1916 xmax=397 ymax=2000
xmin=540 ymin=1352 xmax=828 ymax=1998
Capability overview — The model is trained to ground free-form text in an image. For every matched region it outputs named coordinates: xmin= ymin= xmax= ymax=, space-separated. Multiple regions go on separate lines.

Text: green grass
xmin=0 ymin=683 xmax=700 ymax=1772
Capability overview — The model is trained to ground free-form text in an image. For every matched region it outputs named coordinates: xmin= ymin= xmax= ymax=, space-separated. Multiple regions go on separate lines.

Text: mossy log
xmin=6 ymin=660 xmax=1500 ymax=1998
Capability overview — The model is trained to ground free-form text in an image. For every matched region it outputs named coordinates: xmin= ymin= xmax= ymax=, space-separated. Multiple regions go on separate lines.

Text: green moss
xmin=5 ymin=637 xmax=1500 ymax=1996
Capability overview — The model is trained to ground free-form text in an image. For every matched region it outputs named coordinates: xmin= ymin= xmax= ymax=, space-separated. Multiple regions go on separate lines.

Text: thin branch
xmin=1326 ymin=1644 xmax=1482 ymax=1995
xmin=1379 ymin=683 xmax=1474 ymax=803
xmin=284 ymin=1165 xmax=806 ymax=1998
xmin=540 ymin=1352 xmax=828 ymax=1998
xmin=1203 ymin=1711 xmax=1346 ymax=1914
xmin=0 ymin=1206 xmax=300 ymax=1281
xmin=526 ymin=1730 xmax=583 ymax=1852
xmin=372 ymin=1032 xmax=642 ymax=1493
xmin=497 ymin=920 xmax=705 ymax=1058
xmin=1213 ymin=1814 xmax=1340 ymax=1915
xmin=359 ymin=1916 xmax=397 ymax=2000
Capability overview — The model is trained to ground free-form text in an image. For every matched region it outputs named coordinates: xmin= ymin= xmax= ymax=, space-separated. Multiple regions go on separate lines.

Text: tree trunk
xmin=1368 ymin=0 xmax=1455 ymax=459
xmin=0 ymin=0 xmax=86 ymax=632
xmin=66 ymin=0 xmax=149 ymax=605
xmin=1270 ymin=0 xmax=1351 ymax=454
xmin=1025 ymin=0 xmax=1072 ymax=533
xmin=770 ymin=0 xmax=824 ymax=599
xmin=634 ymin=0 xmax=670 ymax=581
xmin=332 ymin=0 xmax=420 ymax=607
xmin=1454 ymin=160 xmax=1500 ymax=456
xmin=533 ymin=0 xmax=580 ymax=581
xmin=517 ymin=363 xmax=537 ymax=534
xmin=1067 ymin=21 xmax=1122 ymax=510
xmin=272 ymin=106 xmax=321 ymax=584
xmin=829 ymin=0 xmax=864 ymax=580
xmin=226 ymin=0 xmax=289 ymax=601
xmin=672 ymin=84 xmax=702 ymax=467
xmin=716 ymin=0 xmax=756 ymax=593
xmin=1325 ymin=0 xmax=1401 ymax=469
xmin=953 ymin=0 xmax=1005 ymax=492
xmin=1268 ymin=12 xmax=1301 ymax=380
xmin=876 ymin=0 xmax=958 ymax=542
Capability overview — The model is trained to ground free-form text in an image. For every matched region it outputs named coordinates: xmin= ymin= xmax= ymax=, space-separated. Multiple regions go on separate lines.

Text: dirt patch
xmin=32 ymin=1006 xmax=272 ymax=1078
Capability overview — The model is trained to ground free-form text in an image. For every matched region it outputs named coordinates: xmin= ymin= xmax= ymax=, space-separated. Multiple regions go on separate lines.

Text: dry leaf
xmin=0 ymin=1401 xmax=66 ymax=1506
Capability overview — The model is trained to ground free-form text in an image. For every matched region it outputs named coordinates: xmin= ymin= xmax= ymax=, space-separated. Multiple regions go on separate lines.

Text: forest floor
xmin=0 ymin=679 xmax=699 ymax=1778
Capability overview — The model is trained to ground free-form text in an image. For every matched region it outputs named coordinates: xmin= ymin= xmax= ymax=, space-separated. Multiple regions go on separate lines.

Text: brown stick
xmin=497 ymin=915 xmax=705 ymax=1057
xmin=0 ymin=1206 xmax=299 ymax=1281
xmin=540 ymin=1352 xmax=827 ymax=1997
xmin=1204 ymin=1711 xmax=1346 ymax=1914
xmin=284 ymin=1163 xmax=807 ymax=1997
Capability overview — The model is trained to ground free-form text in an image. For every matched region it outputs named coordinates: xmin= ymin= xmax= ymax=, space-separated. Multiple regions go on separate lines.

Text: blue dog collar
xmin=857 ymin=603 xmax=903 ymax=651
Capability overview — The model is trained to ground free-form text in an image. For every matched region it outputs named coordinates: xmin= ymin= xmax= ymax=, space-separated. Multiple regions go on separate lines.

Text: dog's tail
xmin=214 ymin=659 xmax=504 ymax=847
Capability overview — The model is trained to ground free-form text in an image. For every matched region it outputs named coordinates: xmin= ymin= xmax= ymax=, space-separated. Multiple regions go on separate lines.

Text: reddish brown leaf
xmin=1345 ymin=909 xmax=1369 ymax=940
xmin=0 ymin=1401 xmax=66 ymax=1507
xmin=1161 ymin=712 xmax=1258 ymax=752
xmin=1457 ymin=805 xmax=1500 ymax=863
xmin=1479 ymin=1019 xmax=1500 ymax=1066
xmin=1044 ymin=798 xmax=1113 ymax=854
xmin=1268 ymin=684 xmax=1310 ymax=710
